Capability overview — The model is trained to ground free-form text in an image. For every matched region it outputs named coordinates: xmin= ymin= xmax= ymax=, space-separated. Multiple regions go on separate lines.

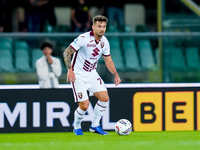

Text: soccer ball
xmin=115 ymin=119 xmax=132 ymax=136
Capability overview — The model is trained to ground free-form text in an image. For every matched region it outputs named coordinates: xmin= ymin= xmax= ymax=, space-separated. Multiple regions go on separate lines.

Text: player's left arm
xmin=103 ymin=55 xmax=121 ymax=86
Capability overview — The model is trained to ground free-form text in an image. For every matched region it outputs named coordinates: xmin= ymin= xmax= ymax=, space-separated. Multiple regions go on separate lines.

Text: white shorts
xmin=71 ymin=72 xmax=107 ymax=102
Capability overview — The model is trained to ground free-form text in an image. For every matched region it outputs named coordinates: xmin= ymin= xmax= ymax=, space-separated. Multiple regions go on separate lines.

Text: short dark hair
xmin=93 ymin=15 xmax=108 ymax=25
xmin=40 ymin=42 xmax=53 ymax=50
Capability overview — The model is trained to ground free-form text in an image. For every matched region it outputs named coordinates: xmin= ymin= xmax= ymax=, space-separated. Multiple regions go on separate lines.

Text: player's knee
xmin=94 ymin=91 xmax=109 ymax=102
xmin=101 ymin=95 xmax=109 ymax=102
xmin=79 ymin=100 xmax=89 ymax=111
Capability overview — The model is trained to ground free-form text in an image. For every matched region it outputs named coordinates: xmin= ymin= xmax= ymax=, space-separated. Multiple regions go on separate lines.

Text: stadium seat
xmin=170 ymin=47 xmax=187 ymax=70
xmin=31 ymin=48 xmax=43 ymax=70
xmin=107 ymin=25 xmax=119 ymax=33
xmin=138 ymin=40 xmax=156 ymax=70
xmin=185 ymin=47 xmax=199 ymax=70
xmin=119 ymin=24 xmax=133 ymax=32
xmin=122 ymin=38 xmax=141 ymax=70
xmin=15 ymin=49 xmax=31 ymax=72
xmin=57 ymin=25 xmax=71 ymax=32
xmin=57 ymin=57 xmax=67 ymax=73
xmin=155 ymin=47 xmax=160 ymax=67
xmin=0 ymin=37 xmax=13 ymax=44
xmin=0 ymin=50 xmax=15 ymax=72
xmin=135 ymin=25 xmax=149 ymax=32
xmin=43 ymin=24 xmax=57 ymax=33
xmin=109 ymin=37 xmax=124 ymax=71
xmin=14 ymin=40 xmax=29 ymax=51
xmin=0 ymin=41 xmax=13 ymax=51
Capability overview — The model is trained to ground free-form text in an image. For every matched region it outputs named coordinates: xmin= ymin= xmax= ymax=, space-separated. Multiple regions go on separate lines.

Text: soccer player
xmin=63 ymin=15 xmax=121 ymax=135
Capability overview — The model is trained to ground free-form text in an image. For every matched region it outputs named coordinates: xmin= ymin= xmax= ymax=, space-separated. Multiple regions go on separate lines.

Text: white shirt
xmin=70 ymin=30 xmax=110 ymax=76
xmin=36 ymin=55 xmax=62 ymax=88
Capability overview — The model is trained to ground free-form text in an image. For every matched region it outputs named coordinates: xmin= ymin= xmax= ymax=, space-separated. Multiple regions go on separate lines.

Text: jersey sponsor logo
xmin=101 ymin=41 xmax=105 ymax=48
xmin=81 ymin=36 xmax=85 ymax=38
xmin=92 ymin=48 xmax=100 ymax=57
xmin=87 ymin=43 xmax=96 ymax=47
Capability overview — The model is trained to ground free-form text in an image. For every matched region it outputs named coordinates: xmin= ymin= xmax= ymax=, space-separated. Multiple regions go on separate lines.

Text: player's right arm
xmin=63 ymin=46 xmax=76 ymax=83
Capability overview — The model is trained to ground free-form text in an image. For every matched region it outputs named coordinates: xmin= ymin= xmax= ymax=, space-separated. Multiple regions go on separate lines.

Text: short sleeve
xmin=70 ymin=35 xmax=85 ymax=51
xmin=102 ymin=39 xmax=110 ymax=57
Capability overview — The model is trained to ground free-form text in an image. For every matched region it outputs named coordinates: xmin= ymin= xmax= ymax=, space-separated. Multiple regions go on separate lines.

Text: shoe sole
xmin=89 ymin=128 xmax=95 ymax=133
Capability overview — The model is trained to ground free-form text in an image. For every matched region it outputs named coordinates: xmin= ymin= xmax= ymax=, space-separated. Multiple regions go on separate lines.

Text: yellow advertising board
xmin=133 ymin=92 xmax=162 ymax=131
xmin=133 ymin=91 xmax=195 ymax=131
xmin=165 ymin=92 xmax=194 ymax=131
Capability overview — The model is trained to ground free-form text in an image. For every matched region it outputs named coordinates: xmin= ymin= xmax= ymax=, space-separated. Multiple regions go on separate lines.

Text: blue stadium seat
xmin=0 ymin=37 xmax=13 ymax=44
xmin=138 ymin=40 xmax=156 ymax=70
xmin=14 ymin=41 xmax=29 ymax=51
xmin=15 ymin=49 xmax=32 ymax=72
xmin=0 ymin=41 xmax=13 ymax=52
xmin=119 ymin=24 xmax=133 ymax=32
xmin=107 ymin=25 xmax=119 ymax=33
xmin=109 ymin=37 xmax=124 ymax=71
xmin=185 ymin=47 xmax=200 ymax=70
xmin=57 ymin=57 xmax=67 ymax=73
xmin=31 ymin=48 xmax=43 ymax=70
xmin=122 ymin=38 xmax=141 ymax=70
xmin=170 ymin=47 xmax=187 ymax=70
xmin=0 ymin=50 xmax=15 ymax=72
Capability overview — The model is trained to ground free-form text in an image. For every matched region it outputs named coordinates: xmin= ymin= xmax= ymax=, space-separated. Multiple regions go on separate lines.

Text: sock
xmin=92 ymin=100 xmax=108 ymax=127
xmin=74 ymin=107 xmax=86 ymax=129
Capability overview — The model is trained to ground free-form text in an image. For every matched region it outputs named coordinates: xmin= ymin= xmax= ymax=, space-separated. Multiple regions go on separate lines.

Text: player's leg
xmin=88 ymin=73 xmax=109 ymax=135
xmin=89 ymin=91 xmax=109 ymax=135
xmin=92 ymin=91 xmax=109 ymax=127
xmin=74 ymin=100 xmax=89 ymax=135
xmin=71 ymin=79 xmax=89 ymax=135
xmin=74 ymin=100 xmax=89 ymax=129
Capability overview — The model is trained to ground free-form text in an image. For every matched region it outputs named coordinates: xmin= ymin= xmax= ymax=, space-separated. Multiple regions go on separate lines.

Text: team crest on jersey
xmin=78 ymin=92 xmax=83 ymax=99
xmin=100 ymin=41 xmax=105 ymax=48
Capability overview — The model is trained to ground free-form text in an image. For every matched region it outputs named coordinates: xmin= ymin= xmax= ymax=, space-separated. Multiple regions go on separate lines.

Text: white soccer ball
xmin=115 ymin=119 xmax=132 ymax=136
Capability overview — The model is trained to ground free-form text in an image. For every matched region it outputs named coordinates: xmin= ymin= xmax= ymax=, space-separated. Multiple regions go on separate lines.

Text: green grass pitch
xmin=0 ymin=131 xmax=200 ymax=150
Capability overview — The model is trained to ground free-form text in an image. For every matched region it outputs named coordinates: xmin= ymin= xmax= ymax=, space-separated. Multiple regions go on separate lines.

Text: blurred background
xmin=1 ymin=0 xmax=200 ymax=84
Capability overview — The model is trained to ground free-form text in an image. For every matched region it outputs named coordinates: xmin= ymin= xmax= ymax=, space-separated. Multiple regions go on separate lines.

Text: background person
xmin=63 ymin=15 xmax=121 ymax=135
xmin=0 ymin=0 xmax=4 ymax=32
xmin=36 ymin=42 xmax=62 ymax=88
xmin=25 ymin=0 xmax=56 ymax=32
xmin=106 ymin=1 xmax=125 ymax=29
xmin=71 ymin=0 xmax=92 ymax=32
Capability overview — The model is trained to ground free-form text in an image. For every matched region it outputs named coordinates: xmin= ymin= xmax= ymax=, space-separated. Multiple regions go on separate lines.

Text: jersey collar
xmin=90 ymin=30 xmax=94 ymax=36
xmin=90 ymin=30 xmax=101 ymax=44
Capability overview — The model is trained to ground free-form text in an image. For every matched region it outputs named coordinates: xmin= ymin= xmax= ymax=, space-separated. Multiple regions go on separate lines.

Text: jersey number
xmin=97 ymin=78 xmax=102 ymax=85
